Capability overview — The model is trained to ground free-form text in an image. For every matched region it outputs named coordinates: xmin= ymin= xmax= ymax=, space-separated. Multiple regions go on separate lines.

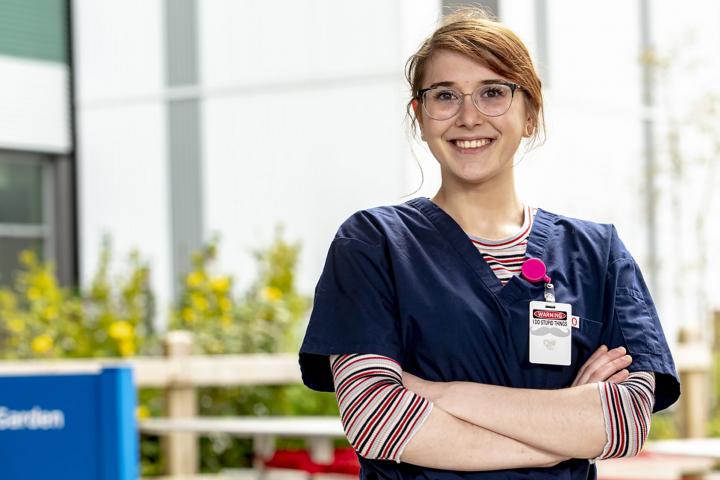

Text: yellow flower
xmin=220 ymin=313 xmax=233 ymax=327
xmin=261 ymin=286 xmax=283 ymax=302
xmin=26 ymin=287 xmax=41 ymax=301
xmin=0 ymin=291 xmax=18 ymax=309
xmin=108 ymin=321 xmax=134 ymax=341
xmin=7 ymin=317 xmax=25 ymax=333
xmin=185 ymin=271 xmax=205 ymax=289
xmin=190 ymin=293 xmax=209 ymax=312
xmin=219 ymin=297 xmax=232 ymax=312
xmin=210 ymin=276 xmax=231 ymax=294
xmin=136 ymin=405 xmax=151 ymax=420
xmin=181 ymin=307 xmax=196 ymax=323
xmin=19 ymin=250 xmax=36 ymax=266
xmin=31 ymin=334 xmax=53 ymax=354
xmin=118 ymin=339 xmax=135 ymax=357
xmin=42 ymin=305 xmax=59 ymax=320
xmin=36 ymin=271 xmax=54 ymax=290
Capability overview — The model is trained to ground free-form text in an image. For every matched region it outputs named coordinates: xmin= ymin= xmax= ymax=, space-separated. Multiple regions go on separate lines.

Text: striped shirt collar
xmin=466 ymin=204 xmax=536 ymax=249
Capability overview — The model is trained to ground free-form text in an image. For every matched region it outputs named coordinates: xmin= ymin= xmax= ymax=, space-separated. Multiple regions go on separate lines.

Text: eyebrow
xmin=428 ymin=79 xmax=509 ymax=88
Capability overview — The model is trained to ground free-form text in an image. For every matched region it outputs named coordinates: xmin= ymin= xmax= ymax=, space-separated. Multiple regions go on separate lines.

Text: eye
xmin=432 ymin=89 xmax=460 ymax=102
xmin=480 ymin=85 xmax=509 ymax=99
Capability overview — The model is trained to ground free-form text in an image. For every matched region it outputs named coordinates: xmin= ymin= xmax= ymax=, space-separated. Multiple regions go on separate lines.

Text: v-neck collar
xmin=407 ymin=196 xmax=556 ymax=305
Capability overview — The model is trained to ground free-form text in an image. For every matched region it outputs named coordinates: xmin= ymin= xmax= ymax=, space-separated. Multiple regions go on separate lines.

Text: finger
xmin=582 ymin=347 xmax=627 ymax=380
xmin=589 ymin=355 xmax=632 ymax=383
xmin=607 ymin=369 xmax=630 ymax=384
xmin=572 ymin=345 xmax=609 ymax=387
xmin=576 ymin=345 xmax=608 ymax=378
xmin=590 ymin=354 xmax=632 ymax=382
xmin=576 ymin=346 xmax=627 ymax=386
xmin=585 ymin=345 xmax=610 ymax=365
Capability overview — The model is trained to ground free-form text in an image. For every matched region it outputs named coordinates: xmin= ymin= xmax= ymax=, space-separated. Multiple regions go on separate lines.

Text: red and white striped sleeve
xmin=329 ymin=353 xmax=433 ymax=463
xmin=591 ymin=371 xmax=655 ymax=463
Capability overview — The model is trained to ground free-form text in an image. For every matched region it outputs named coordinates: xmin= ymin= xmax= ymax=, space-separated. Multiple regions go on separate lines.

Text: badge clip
xmin=521 ymin=257 xmax=555 ymax=304
xmin=544 ymin=282 xmax=556 ymax=303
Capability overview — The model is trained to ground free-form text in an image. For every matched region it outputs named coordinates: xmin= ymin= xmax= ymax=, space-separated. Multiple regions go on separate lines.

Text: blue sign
xmin=0 ymin=366 xmax=138 ymax=480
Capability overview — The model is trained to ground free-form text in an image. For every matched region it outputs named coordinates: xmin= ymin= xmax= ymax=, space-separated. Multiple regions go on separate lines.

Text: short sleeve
xmin=299 ymin=235 xmax=404 ymax=392
xmin=603 ymin=226 xmax=680 ymax=412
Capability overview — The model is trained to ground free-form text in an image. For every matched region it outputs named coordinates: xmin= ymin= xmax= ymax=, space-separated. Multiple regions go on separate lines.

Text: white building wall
xmin=73 ymin=0 xmax=442 ymax=328
xmin=0 ymin=56 xmax=71 ymax=153
xmin=72 ymin=0 xmax=719 ymax=341
xmin=652 ymin=1 xmax=720 ymax=338
xmin=72 ymin=0 xmax=173 ymax=325
xmin=199 ymin=0 xmax=426 ymax=295
xmin=72 ymin=0 xmax=165 ymax=101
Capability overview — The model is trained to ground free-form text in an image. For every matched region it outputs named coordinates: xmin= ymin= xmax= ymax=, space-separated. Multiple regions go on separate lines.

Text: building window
xmin=0 ymin=150 xmax=55 ymax=287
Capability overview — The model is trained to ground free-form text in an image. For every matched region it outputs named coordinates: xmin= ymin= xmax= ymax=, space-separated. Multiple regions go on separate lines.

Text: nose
xmin=455 ymin=93 xmax=486 ymax=128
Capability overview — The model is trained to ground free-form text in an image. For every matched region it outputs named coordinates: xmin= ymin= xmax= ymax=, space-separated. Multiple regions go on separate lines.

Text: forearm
xmin=434 ymin=381 xmax=606 ymax=458
xmin=331 ymin=353 xmax=568 ymax=470
xmin=400 ymin=404 xmax=569 ymax=470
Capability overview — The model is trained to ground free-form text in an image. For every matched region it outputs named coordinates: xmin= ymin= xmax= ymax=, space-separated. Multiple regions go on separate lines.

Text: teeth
xmin=454 ymin=138 xmax=492 ymax=149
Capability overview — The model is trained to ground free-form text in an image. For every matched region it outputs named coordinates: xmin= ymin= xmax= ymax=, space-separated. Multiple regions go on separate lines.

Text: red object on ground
xmin=263 ymin=448 xmax=361 ymax=475
xmin=325 ymin=448 xmax=362 ymax=475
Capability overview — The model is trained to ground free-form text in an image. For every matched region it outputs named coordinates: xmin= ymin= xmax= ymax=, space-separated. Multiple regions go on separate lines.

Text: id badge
xmin=529 ymin=300 xmax=572 ymax=366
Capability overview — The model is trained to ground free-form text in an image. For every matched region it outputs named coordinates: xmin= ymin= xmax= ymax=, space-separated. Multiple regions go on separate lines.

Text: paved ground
xmin=144 ymin=469 xmax=354 ymax=480
xmin=145 ymin=453 xmax=720 ymax=480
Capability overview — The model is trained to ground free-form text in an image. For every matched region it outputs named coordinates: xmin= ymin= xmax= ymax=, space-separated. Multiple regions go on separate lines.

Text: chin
xmin=449 ymin=171 xmax=497 ymax=185
xmin=453 ymin=164 xmax=497 ymax=180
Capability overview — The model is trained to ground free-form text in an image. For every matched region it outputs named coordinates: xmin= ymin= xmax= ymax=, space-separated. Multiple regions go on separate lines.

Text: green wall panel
xmin=0 ymin=0 xmax=68 ymax=63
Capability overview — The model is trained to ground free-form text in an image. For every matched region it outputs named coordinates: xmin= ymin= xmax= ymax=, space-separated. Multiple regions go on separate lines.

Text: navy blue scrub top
xmin=299 ymin=197 xmax=680 ymax=480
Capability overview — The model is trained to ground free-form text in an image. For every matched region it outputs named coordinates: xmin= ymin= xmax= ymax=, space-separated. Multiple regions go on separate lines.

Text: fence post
xmin=677 ymin=327 xmax=710 ymax=438
xmin=162 ymin=331 xmax=197 ymax=476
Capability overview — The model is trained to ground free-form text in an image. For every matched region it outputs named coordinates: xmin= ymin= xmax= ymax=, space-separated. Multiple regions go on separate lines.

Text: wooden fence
xmin=0 ymin=328 xmax=714 ymax=477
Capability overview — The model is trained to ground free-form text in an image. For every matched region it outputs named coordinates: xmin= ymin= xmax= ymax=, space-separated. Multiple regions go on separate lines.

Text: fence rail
xmin=0 ymin=354 xmax=301 ymax=387
xmin=0 ymin=330 xmax=714 ymax=477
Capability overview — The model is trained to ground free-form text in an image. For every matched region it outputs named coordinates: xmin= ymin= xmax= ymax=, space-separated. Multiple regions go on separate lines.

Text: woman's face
xmin=416 ymin=49 xmax=531 ymax=187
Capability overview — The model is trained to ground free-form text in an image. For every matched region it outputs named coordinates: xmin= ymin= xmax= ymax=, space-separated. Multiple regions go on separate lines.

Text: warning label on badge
xmin=532 ymin=309 xmax=568 ymax=327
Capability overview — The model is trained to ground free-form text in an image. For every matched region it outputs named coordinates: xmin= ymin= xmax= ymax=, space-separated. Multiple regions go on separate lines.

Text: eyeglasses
xmin=417 ymin=81 xmax=522 ymax=120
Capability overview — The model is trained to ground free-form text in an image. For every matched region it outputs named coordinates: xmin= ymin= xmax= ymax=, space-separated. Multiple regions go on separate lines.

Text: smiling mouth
xmin=450 ymin=138 xmax=495 ymax=152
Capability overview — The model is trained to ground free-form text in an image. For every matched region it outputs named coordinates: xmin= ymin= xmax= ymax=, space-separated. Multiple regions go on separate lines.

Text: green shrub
xmin=0 ymin=234 xmax=154 ymax=359
xmin=167 ymin=226 xmax=340 ymax=473
xmin=0 ymin=227 xmax=342 ymax=476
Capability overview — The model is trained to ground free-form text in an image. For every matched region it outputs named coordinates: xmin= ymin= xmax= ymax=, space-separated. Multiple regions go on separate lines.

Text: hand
xmin=402 ymin=370 xmax=443 ymax=402
xmin=571 ymin=345 xmax=632 ymax=387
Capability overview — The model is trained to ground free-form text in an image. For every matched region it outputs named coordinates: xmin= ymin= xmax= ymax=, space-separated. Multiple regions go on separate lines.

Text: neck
xmin=430 ymin=171 xmax=524 ymax=240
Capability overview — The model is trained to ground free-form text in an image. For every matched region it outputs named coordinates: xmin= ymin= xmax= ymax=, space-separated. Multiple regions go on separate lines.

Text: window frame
xmin=0 ymin=149 xmax=76 ymax=287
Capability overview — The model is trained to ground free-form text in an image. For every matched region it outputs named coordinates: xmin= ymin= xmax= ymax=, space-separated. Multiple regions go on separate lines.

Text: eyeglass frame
xmin=416 ymin=80 xmax=523 ymax=120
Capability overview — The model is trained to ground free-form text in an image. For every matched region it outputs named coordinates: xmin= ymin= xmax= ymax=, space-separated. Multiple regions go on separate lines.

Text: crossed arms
xmin=399 ymin=373 xmax=604 ymax=469
xmin=330 ymin=345 xmax=653 ymax=471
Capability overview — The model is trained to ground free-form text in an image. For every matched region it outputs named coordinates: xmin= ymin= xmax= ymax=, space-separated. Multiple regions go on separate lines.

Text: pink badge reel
xmin=521 ymin=257 xmax=551 ymax=284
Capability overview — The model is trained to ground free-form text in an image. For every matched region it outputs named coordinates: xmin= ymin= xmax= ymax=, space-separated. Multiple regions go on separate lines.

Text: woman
xmin=299 ymin=8 xmax=679 ymax=479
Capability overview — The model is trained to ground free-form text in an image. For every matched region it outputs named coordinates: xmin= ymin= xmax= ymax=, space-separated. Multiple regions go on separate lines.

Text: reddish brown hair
xmin=405 ymin=7 xmax=545 ymax=147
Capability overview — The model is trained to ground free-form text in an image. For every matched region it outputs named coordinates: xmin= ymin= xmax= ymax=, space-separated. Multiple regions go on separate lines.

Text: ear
xmin=412 ymin=99 xmax=426 ymax=141
xmin=523 ymin=117 xmax=534 ymax=138
xmin=411 ymin=99 xmax=421 ymax=123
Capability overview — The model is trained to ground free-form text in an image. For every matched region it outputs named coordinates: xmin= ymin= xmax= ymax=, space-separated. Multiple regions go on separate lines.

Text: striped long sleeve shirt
xmin=328 ymin=353 xmax=433 ymax=462
xmin=593 ymin=371 xmax=655 ymax=461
